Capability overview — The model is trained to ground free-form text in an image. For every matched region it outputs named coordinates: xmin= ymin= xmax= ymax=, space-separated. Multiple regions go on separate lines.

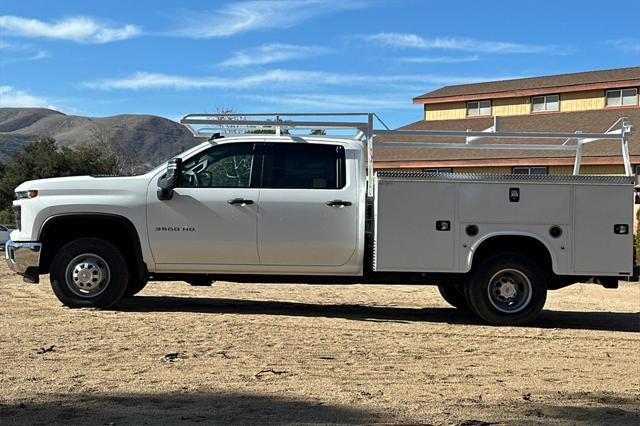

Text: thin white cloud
xmin=0 ymin=15 xmax=141 ymax=43
xmin=82 ymin=70 xmax=521 ymax=91
xmin=171 ymin=0 xmax=366 ymax=38
xmin=83 ymin=71 xmax=280 ymax=90
xmin=607 ymin=39 xmax=640 ymax=54
xmin=0 ymin=41 xmax=50 ymax=63
xmin=220 ymin=43 xmax=331 ymax=67
xmin=0 ymin=86 xmax=57 ymax=109
xmin=363 ymin=32 xmax=564 ymax=54
xmin=396 ymin=55 xmax=480 ymax=63
xmin=246 ymin=93 xmax=412 ymax=110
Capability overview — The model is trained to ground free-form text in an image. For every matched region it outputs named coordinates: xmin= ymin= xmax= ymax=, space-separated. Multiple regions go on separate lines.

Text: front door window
xmin=181 ymin=143 xmax=255 ymax=188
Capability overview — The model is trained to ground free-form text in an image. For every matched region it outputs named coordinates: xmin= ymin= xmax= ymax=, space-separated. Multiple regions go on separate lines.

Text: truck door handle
xmin=227 ymin=198 xmax=254 ymax=205
xmin=436 ymin=220 xmax=451 ymax=231
xmin=326 ymin=200 xmax=352 ymax=207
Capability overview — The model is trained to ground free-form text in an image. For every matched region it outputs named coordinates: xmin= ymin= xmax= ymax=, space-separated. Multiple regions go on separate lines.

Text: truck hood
xmin=15 ymin=175 xmax=151 ymax=195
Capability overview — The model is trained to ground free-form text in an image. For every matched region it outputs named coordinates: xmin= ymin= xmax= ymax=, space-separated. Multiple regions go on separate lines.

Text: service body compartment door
xmin=375 ymin=180 xmax=456 ymax=271
xmin=458 ymin=183 xmax=571 ymax=224
xmin=573 ymin=185 xmax=633 ymax=275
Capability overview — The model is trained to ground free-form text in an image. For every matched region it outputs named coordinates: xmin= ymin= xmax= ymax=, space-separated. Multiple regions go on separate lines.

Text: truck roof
xmin=207 ymin=134 xmax=364 ymax=149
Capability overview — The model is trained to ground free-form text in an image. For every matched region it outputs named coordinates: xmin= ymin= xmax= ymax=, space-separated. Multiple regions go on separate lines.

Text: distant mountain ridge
xmin=0 ymin=108 xmax=200 ymax=167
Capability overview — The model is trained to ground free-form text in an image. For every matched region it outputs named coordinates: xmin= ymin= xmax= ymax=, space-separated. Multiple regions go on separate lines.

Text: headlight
xmin=15 ymin=190 xmax=38 ymax=199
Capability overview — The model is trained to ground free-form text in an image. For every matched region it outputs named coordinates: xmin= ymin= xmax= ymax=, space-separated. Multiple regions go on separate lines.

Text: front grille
xmin=12 ymin=205 xmax=21 ymax=231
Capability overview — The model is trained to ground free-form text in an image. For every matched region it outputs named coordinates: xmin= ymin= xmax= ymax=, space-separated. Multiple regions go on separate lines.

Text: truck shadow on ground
xmin=519 ymin=392 xmax=640 ymax=425
xmin=116 ymin=296 xmax=639 ymax=333
xmin=0 ymin=392 xmax=381 ymax=425
xmin=2 ymin=390 xmax=638 ymax=426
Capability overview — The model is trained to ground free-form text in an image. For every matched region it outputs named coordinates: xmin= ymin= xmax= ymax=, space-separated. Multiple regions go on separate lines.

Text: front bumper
xmin=5 ymin=240 xmax=42 ymax=283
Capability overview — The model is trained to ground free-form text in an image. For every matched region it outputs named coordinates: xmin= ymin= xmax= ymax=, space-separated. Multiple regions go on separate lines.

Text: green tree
xmin=0 ymin=138 xmax=119 ymax=225
xmin=71 ymin=143 xmax=120 ymax=176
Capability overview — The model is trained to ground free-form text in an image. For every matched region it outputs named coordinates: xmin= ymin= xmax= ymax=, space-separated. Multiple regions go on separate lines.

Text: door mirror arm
xmin=157 ymin=158 xmax=182 ymax=200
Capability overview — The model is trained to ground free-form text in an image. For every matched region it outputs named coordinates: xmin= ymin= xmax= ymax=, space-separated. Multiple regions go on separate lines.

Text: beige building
xmin=375 ymin=67 xmax=640 ymax=175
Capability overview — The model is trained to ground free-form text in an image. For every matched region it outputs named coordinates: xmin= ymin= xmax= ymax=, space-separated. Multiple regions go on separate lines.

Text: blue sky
xmin=1 ymin=0 xmax=639 ymax=128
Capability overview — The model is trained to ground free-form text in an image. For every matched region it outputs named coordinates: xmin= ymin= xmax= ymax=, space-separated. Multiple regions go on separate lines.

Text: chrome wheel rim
xmin=487 ymin=268 xmax=532 ymax=314
xmin=65 ymin=253 xmax=111 ymax=298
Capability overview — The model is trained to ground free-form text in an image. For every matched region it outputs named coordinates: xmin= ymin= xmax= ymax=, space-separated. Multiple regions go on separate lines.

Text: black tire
xmin=124 ymin=277 xmax=149 ymax=297
xmin=465 ymin=253 xmax=547 ymax=326
xmin=437 ymin=284 xmax=469 ymax=310
xmin=50 ymin=238 xmax=128 ymax=308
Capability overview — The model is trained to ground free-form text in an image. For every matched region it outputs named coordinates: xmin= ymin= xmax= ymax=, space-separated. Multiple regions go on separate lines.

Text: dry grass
xmin=0 ymin=262 xmax=638 ymax=425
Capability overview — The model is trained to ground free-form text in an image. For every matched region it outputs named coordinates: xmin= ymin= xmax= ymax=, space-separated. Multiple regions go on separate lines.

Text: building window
xmin=512 ymin=166 xmax=548 ymax=175
xmin=422 ymin=167 xmax=453 ymax=173
xmin=606 ymin=88 xmax=638 ymax=107
xmin=531 ymin=94 xmax=559 ymax=112
xmin=467 ymin=100 xmax=491 ymax=116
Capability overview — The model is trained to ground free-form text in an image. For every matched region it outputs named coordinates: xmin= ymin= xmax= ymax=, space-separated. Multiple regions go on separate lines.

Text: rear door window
xmin=262 ymin=144 xmax=346 ymax=189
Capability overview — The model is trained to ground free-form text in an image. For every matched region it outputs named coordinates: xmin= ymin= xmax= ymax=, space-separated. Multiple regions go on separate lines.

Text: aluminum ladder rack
xmin=180 ymin=112 xmax=634 ymax=197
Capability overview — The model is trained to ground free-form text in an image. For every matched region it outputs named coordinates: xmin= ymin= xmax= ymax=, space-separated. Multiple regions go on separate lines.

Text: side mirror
xmin=157 ymin=158 xmax=182 ymax=200
xmin=635 ymin=185 xmax=640 ymax=205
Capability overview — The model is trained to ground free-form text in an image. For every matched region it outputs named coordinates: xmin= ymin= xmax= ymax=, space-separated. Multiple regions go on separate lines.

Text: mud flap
xmin=586 ymin=276 xmax=619 ymax=289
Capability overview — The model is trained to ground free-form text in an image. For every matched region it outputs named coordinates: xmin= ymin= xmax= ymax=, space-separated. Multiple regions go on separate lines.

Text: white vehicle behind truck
xmin=5 ymin=113 xmax=636 ymax=325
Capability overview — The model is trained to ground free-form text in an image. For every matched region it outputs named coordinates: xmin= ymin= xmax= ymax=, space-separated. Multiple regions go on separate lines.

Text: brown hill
xmin=0 ymin=108 xmax=199 ymax=169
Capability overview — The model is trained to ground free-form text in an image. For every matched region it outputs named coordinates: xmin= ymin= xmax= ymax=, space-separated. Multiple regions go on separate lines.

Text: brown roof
xmin=414 ymin=67 xmax=640 ymax=104
xmin=374 ymin=108 xmax=640 ymax=168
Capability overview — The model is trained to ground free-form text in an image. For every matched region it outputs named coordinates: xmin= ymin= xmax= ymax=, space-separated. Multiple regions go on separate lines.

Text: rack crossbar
xmin=182 ymin=119 xmax=369 ymax=129
xmin=374 ymin=129 xmax=625 ymax=140
xmin=375 ymin=142 xmax=578 ymax=151
xmin=182 ymin=112 xmax=376 ymax=118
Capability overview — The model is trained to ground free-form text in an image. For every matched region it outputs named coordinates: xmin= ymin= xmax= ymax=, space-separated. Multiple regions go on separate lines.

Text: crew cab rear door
xmin=257 ymin=143 xmax=358 ymax=266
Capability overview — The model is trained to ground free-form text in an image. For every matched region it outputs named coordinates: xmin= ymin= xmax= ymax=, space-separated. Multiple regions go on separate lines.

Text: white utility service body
xmin=374 ymin=172 xmax=633 ymax=276
xmin=5 ymin=112 xmax=636 ymax=325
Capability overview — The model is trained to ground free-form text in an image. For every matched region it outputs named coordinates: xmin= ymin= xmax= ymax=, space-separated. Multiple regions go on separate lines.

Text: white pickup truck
xmin=5 ymin=113 xmax=636 ymax=325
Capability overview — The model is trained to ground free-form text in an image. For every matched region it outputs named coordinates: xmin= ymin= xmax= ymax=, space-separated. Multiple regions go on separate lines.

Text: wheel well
xmin=472 ymin=235 xmax=553 ymax=273
xmin=38 ymin=214 xmax=146 ymax=279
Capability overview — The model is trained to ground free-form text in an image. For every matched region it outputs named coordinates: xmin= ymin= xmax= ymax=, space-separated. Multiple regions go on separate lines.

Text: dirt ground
xmin=0 ymin=262 xmax=638 ymax=426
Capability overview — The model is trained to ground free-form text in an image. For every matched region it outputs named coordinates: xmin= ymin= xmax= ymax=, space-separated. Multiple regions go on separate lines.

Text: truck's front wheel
xmin=466 ymin=253 xmax=547 ymax=325
xmin=50 ymin=238 xmax=128 ymax=308
xmin=124 ymin=277 xmax=149 ymax=297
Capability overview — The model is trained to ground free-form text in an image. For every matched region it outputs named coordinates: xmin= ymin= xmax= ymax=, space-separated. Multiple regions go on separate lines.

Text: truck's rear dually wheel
xmin=465 ymin=253 xmax=547 ymax=325
xmin=50 ymin=238 xmax=128 ymax=308
xmin=437 ymin=284 xmax=469 ymax=310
